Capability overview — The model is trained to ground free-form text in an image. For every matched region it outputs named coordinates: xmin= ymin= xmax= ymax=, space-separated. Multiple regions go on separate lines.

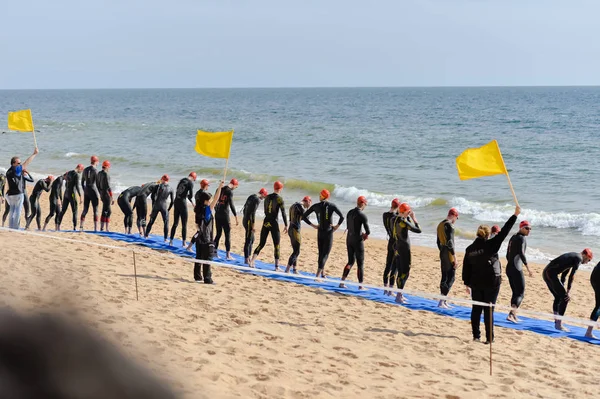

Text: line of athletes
xmin=5 ymin=155 xmax=600 ymax=340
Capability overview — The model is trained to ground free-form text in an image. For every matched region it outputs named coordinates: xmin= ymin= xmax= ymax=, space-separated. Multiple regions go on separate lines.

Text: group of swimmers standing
xmin=3 ymin=150 xmax=600 ymax=340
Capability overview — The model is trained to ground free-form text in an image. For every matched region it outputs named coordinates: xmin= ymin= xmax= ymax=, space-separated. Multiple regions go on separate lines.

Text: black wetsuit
xmin=194 ymin=204 xmax=215 ymax=283
xmin=590 ymin=262 xmax=600 ymax=322
xmin=0 ymin=174 xmax=5 ymax=223
xmin=25 ymin=179 xmax=51 ymax=230
xmin=170 ymin=177 xmax=194 ymax=243
xmin=463 ymin=215 xmax=517 ymax=341
xmin=214 ymin=186 xmax=237 ymax=252
xmin=134 ymin=182 xmax=157 ymax=230
xmin=341 ymin=207 xmax=370 ymax=283
xmin=242 ymin=194 xmax=261 ymax=260
xmin=97 ymin=170 xmax=112 ymax=223
xmin=21 ymin=172 xmax=33 ymax=220
xmin=80 ymin=165 xmax=100 ymax=223
xmin=145 ymin=183 xmax=174 ymax=240
xmin=302 ymin=200 xmax=344 ymax=273
xmin=44 ymin=176 xmax=64 ymax=227
xmin=118 ymin=186 xmax=142 ymax=231
xmin=382 ymin=210 xmax=397 ymax=285
xmin=58 ymin=170 xmax=81 ymax=229
xmin=194 ymin=188 xmax=208 ymax=205
xmin=437 ymin=219 xmax=456 ymax=296
xmin=543 ymin=252 xmax=582 ymax=317
xmin=506 ymin=233 xmax=528 ymax=308
xmin=254 ymin=193 xmax=287 ymax=260
xmin=287 ymin=202 xmax=305 ymax=268
xmin=391 ymin=216 xmax=422 ymax=289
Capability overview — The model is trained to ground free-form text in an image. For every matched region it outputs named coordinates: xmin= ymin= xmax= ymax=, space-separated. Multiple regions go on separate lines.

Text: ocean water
xmin=1 ymin=87 xmax=599 ymax=263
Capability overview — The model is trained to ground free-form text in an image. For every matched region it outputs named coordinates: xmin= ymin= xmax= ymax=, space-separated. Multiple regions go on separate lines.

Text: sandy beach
xmin=1 ymin=195 xmax=598 ymax=398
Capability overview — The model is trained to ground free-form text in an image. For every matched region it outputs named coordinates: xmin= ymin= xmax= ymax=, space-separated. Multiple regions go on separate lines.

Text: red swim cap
xmin=391 ymin=198 xmax=400 ymax=209
xmin=161 ymin=174 xmax=170 ymax=182
xmin=357 ymin=195 xmax=367 ymax=205
xmin=274 ymin=181 xmax=284 ymax=190
xmin=91 ymin=155 xmax=99 ymax=163
xmin=320 ymin=189 xmax=330 ymax=200
xmin=259 ymin=188 xmax=268 ymax=196
xmin=76 ymin=163 xmax=84 ymax=170
xmin=519 ymin=220 xmax=531 ymax=229
xmin=448 ymin=208 xmax=459 ymax=217
xmin=230 ymin=178 xmax=239 ymax=186
xmin=399 ymin=202 xmax=411 ymax=213
xmin=583 ymin=248 xmax=593 ymax=260
xmin=189 ymin=172 xmax=197 ymax=180
xmin=491 ymin=225 xmax=500 ymax=234
xmin=200 ymin=179 xmax=209 ymax=187
xmin=302 ymin=196 xmax=312 ymax=204
xmin=102 ymin=160 xmax=111 ymax=169
xmin=47 ymin=175 xmax=54 ymax=182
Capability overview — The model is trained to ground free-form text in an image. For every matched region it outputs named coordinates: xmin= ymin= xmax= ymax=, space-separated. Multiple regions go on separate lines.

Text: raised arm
xmin=209 ymin=183 xmax=224 ymax=212
xmin=22 ymin=147 xmax=39 ymax=170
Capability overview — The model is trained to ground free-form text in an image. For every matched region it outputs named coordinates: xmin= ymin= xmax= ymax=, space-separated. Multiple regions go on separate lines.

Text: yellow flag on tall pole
xmin=195 ymin=130 xmax=234 ymax=159
xmin=456 ymin=140 xmax=519 ymax=206
xmin=8 ymin=109 xmax=34 ymax=132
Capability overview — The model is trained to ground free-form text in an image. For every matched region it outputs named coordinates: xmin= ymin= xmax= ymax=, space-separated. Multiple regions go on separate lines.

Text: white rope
xmin=1 ymin=227 xmax=598 ymax=329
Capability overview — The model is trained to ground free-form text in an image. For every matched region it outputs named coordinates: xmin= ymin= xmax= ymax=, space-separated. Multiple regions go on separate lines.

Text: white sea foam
xmin=64 ymin=152 xmax=80 ymax=158
xmin=332 ymin=185 xmax=435 ymax=208
xmin=450 ymin=197 xmax=600 ymax=237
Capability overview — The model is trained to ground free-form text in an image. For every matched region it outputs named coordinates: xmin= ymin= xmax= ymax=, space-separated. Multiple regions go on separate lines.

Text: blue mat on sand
xmin=87 ymin=231 xmax=600 ymax=346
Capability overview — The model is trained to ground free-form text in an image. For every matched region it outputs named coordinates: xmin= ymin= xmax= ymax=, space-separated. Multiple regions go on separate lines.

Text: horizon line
xmin=1 ymin=84 xmax=600 ymax=91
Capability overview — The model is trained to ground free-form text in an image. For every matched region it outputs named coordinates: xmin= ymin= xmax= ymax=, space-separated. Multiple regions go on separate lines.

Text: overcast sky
xmin=1 ymin=0 xmax=598 ymax=89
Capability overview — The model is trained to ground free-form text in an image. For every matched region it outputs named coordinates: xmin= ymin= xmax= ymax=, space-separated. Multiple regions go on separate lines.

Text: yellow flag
xmin=456 ymin=140 xmax=507 ymax=180
xmin=8 ymin=109 xmax=34 ymax=132
xmin=195 ymin=130 xmax=234 ymax=159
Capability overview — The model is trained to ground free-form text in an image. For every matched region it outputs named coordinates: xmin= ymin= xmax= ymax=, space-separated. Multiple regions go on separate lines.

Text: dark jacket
xmin=462 ymin=215 xmax=517 ymax=289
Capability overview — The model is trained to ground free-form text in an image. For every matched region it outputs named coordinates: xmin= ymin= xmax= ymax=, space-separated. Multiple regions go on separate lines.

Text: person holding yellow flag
xmin=462 ymin=206 xmax=520 ymax=343
xmin=5 ymin=148 xmax=39 ymax=229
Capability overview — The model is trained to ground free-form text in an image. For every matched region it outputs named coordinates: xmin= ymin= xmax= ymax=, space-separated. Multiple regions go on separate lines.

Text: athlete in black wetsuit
xmin=390 ymin=203 xmax=422 ymax=304
xmin=194 ymin=179 xmax=210 ymax=205
xmin=145 ymin=175 xmax=174 ymax=242
xmin=80 ymin=155 xmax=100 ymax=231
xmin=340 ymin=196 xmax=370 ymax=289
xmin=241 ymin=188 xmax=268 ymax=264
xmin=25 ymin=176 xmax=53 ymax=230
xmin=43 ymin=174 xmax=64 ymax=231
xmin=586 ymin=261 xmax=600 ymax=339
xmin=505 ymin=220 xmax=533 ymax=323
xmin=117 ymin=186 xmax=142 ymax=234
xmin=285 ymin=196 xmax=312 ymax=273
xmin=97 ymin=160 xmax=113 ymax=232
xmin=543 ymin=249 xmax=593 ymax=331
xmin=463 ymin=207 xmax=519 ymax=343
xmin=436 ymin=207 xmax=459 ymax=308
xmin=251 ymin=181 xmax=287 ymax=270
xmin=302 ymin=189 xmax=345 ymax=278
xmin=382 ymin=198 xmax=399 ymax=295
xmin=21 ymin=171 xmax=34 ymax=221
xmin=214 ymin=178 xmax=239 ymax=259
xmin=169 ymin=172 xmax=196 ymax=247
xmin=134 ymin=182 xmax=157 ymax=236
xmin=57 ymin=164 xmax=84 ymax=231
xmin=0 ymin=174 xmax=5 ymax=223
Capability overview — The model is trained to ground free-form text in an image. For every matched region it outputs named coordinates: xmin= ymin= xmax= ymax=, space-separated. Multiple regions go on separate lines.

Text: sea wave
xmin=450 ymin=197 xmax=600 ymax=236
xmin=332 ymin=185 xmax=436 ymax=208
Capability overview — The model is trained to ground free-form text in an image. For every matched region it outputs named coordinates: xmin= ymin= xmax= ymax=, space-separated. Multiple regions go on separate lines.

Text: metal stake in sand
xmin=132 ymin=250 xmax=139 ymax=301
xmin=489 ymin=304 xmax=493 ymax=376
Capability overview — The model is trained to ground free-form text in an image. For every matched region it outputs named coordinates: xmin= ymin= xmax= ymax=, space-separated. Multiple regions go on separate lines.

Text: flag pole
xmin=31 ymin=120 xmax=38 ymax=149
xmin=495 ymin=140 xmax=519 ymax=207
xmin=223 ymin=157 xmax=230 ymax=182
